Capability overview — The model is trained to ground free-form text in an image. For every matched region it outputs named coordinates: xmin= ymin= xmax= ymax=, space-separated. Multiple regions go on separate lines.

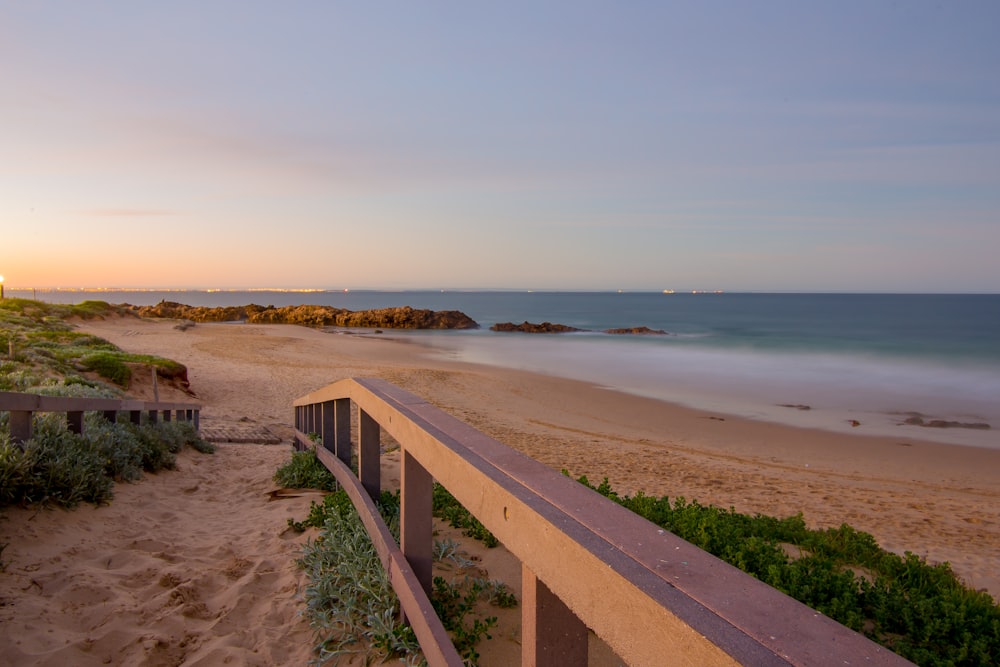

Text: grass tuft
xmin=273 ymin=447 xmax=338 ymax=491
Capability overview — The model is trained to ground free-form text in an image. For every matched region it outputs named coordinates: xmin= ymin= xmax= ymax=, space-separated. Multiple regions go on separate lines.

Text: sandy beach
xmin=2 ymin=315 xmax=999 ymax=665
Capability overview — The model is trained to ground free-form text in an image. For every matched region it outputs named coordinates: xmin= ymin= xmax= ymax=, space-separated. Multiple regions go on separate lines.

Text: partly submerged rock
xmin=603 ymin=326 xmax=669 ymax=335
xmin=490 ymin=321 xmax=584 ymax=333
xmin=902 ymin=416 xmax=990 ymax=430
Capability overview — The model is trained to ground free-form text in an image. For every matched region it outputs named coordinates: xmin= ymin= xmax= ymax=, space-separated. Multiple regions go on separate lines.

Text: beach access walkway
xmin=292 ymin=377 xmax=914 ymax=667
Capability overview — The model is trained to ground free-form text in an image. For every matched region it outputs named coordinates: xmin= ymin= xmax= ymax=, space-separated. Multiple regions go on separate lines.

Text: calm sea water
xmin=16 ymin=289 xmax=1000 ymax=447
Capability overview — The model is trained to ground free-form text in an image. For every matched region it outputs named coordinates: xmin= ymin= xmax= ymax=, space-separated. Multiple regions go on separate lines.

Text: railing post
xmin=322 ymin=400 xmax=336 ymax=453
xmin=358 ymin=408 xmax=380 ymax=500
xmin=522 ymin=564 xmax=588 ymax=667
xmin=10 ymin=410 xmax=33 ymax=443
xmin=401 ymin=449 xmax=434 ymax=596
xmin=67 ymin=410 xmax=84 ymax=434
xmin=334 ymin=398 xmax=351 ymax=467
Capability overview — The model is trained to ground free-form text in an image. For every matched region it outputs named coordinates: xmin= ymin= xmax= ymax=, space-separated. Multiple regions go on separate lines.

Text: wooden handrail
xmin=294 ymin=378 xmax=913 ymax=667
xmin=0 ymin=390 xmax=201 ymax=442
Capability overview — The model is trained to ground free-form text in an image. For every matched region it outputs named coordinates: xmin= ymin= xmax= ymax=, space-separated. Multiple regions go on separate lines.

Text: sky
xmin=2 ymin=2 xmax=999 ymax=292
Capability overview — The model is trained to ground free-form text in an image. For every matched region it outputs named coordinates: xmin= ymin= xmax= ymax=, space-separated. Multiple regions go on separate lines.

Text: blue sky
xmin=2 ymin=2 xmax=998 ymax=292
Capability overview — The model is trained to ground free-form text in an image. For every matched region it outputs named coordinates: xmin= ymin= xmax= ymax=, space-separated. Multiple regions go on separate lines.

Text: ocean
xmin=13 ymin=289 xmax=1000 ymax=448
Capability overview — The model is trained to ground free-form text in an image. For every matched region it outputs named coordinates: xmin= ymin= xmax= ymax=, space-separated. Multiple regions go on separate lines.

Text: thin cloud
xmin=81 ymin=208 xmax=176 ymax=217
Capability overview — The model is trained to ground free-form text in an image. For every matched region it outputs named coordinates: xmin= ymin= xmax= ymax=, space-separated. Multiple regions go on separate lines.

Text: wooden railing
xmin=293 ymin=378 xmax=913 ymax=667
xmin=0 ymin=391 xmax=200 ymax=442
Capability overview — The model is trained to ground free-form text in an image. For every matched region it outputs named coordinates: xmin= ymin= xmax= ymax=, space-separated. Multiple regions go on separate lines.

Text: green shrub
xmin=81 ymin=415 xmax=145 ymax=482
xmin=0 ymin=432 xmax=32 ymax=505
xmin=68 ymin=300 xmax=118 ymax=319
xmin=127 ymin=422 xmax=177 ymax=472
xmin=273 ymin=448 xmax=338 ymax=491
xmin=33 ymin=382 xmax=120 ymax=400
xmin=0 ymin=411 xmax=212 ymax=509
xmin=0 ymin=369 xmax=41 ymax=392
xmin=161 ymin=420 xmax=215 ymax=454
xmin=12 ymin=415 xmax=115 ymax=507
xmin=81 ymin=351 xmax=132 ymax=386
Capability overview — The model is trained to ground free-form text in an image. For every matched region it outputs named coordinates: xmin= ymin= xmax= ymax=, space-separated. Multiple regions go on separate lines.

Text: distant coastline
xmin=5 ymin=286 xmax=1000 ymax=296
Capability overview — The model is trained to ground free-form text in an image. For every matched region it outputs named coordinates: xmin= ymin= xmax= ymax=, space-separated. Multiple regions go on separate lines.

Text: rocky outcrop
xmin=490 ymin=321 xmax=584 ymax=333
xmin=319 ymin=306 xmax=478 ymax=330
xmin=603 ymin=326 xmax=668 ymax=335
xmin=133 ymin=302 xmax=258 ymax=322
xmin=129 ymin=302 xmax=479 ymax=330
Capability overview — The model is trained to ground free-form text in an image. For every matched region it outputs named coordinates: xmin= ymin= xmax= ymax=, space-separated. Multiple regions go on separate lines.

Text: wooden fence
xmin=294 ymin=377 xmax=912 ymax=667
xmin=0 ymin=391 xmax=200 ymax=443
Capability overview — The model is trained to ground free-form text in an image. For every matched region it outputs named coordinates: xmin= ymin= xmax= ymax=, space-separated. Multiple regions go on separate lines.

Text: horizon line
xmin=2 ymin=286 xmax=998 ymax=296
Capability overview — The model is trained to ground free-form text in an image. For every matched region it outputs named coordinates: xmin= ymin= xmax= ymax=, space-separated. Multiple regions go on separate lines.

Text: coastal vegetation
xmin=0 ymin=298 xmax=190 ymax=392
xmin=575 ymin=474 xmax=999 ymax=667
xmin=0 ymin=414 xmax=211 ymax=508
xmin=0 ymin=298 xmax=213 ymax=510
xmin=276 ymin=449 xmax=516 ymax=665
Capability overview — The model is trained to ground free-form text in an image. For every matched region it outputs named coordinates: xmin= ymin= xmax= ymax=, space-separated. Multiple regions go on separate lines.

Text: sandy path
xmin=0 ymin=444 xmax=319 ymax=666
xmin=2 ymin=315 xmax=998 ymax=666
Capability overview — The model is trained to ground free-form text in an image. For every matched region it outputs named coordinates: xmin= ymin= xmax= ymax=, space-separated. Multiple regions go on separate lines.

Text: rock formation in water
xmin=129 ymin=302 xmax=479 ymax=330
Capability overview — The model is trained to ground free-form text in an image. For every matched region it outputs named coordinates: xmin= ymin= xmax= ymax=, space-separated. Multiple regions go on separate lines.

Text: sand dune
xmin=2 ymin=316 xmax=998 ymax=665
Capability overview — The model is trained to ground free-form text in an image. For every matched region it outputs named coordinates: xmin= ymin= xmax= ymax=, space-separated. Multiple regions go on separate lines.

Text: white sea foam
xmin=418 ymin=333 xmax=1000 ymax=449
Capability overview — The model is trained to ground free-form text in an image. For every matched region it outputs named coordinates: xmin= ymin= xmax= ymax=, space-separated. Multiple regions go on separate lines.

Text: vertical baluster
xmin=522 ymin=564 xmax=588 ymax=666
xmin=334 ymin=398 xmax=351 ymax=467
xmin=401 ymin=449 xmax=434 ymax=596
xmin=358 ymin=408 xmax=380 ymax=500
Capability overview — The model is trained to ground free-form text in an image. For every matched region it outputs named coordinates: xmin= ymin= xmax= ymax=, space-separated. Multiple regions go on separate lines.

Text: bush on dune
xmin=1 ymin=298 xmax=187 ymax=391
xmin=1 ymin=414 xmax=114 ymax=507
xmin=0 ymin=412 xmax=214 ymax=509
